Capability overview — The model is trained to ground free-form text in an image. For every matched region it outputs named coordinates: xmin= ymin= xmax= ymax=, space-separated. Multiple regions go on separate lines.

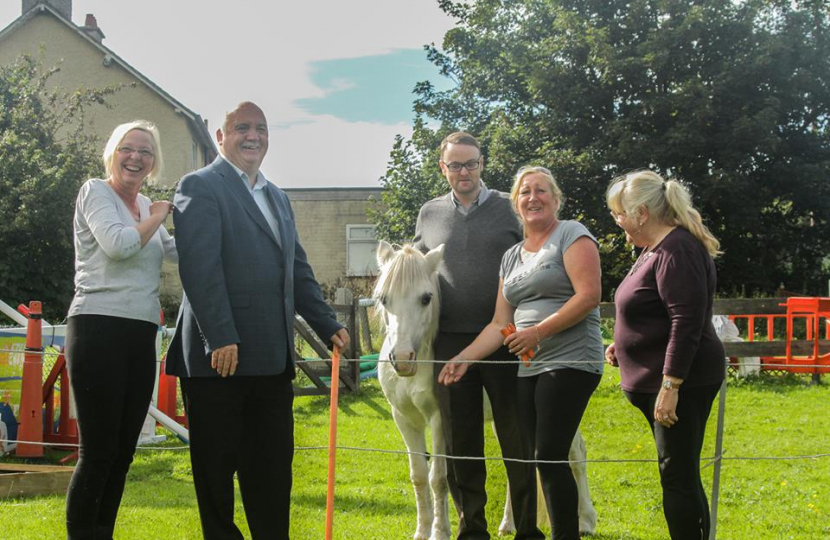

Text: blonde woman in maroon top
xmin=604 ymin=170 xmax=725 ymax=540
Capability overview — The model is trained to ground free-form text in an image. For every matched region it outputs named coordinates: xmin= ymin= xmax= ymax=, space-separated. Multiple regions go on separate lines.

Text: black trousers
xmin=516 ymin=369 xmax=601 ymax=540
xmin=625 ymin=383 xmax=721 ymax=540
xmin=434 ymin=332 xmax=544 ymax=540
xmin=181 ymin=372 xmax=294 ymax=540
xmin=65 ymin=315 xmax=158 ymax=540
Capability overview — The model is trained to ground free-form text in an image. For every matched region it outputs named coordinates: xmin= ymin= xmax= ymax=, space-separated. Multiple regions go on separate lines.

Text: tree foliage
xmin=0 ymin=55 xmax=118 ymax=320
xmin=372 ymin=0 xmax=830 ymax=297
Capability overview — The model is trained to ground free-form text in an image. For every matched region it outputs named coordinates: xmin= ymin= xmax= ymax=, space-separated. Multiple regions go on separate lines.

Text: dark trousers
xmin=434 ymin=332 xmax=544 ymax=540
xmin=181 ymin=372 xmax=294 ymax=540
xmin=65 ymin=315 xmax=158 ymax=540
xmin=516 ymin=369 xmax=601 ymax=540
xmin=625 ymin=383 xmax=721 ymax=540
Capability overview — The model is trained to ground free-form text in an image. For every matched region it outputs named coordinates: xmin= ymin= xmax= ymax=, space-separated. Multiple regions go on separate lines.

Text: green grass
xmin=1 ymin=370 xmax=828 ymax=539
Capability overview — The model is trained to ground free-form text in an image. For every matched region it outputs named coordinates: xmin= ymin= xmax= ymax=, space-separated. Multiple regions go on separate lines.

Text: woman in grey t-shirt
xmin=440 ymin=166 xmax=602 ymax=540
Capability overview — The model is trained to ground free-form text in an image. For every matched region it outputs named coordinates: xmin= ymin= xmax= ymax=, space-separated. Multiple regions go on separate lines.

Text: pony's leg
xmin=490 ymin=420 xmax=516 ymax=536
xmin=393 ymin=409 xmax=434 ymax=540
xmin=569 ymin=428 xmax=597 ymax=536
xmin=499 ymin=481 xmax=516 ymax=536
xmin=428 ymin=408 xmax=451 ymax=540
xmin=536 ymin=471 xmax=549 ymax=530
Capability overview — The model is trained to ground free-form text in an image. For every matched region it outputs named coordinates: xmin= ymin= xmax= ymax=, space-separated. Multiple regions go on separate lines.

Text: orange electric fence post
xmin=16 ymin=301 xmax=44 ymax=458
xmin=325 ymin=346 xmax=342 ymax=540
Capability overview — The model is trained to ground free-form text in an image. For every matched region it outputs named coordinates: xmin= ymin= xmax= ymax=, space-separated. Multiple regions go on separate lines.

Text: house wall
xmin=0 ymin=12 xmax=209 ymax=188
xmin=286 ymin=188 xmax=383 ymax=289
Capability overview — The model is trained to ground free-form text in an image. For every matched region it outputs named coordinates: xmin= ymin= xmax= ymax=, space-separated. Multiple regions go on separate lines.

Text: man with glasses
xmin=414 ymin=132 xmax=543 ymax=540
xmin=168 ymin=101 xmax=349 ymax=540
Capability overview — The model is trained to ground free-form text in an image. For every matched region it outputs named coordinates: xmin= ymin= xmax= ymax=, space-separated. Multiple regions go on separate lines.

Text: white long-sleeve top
xmin=68 ymin=178 xmax=177 ymax=325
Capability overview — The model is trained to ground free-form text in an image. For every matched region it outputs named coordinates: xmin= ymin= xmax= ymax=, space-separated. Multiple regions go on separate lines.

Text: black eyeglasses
xmin=442 ymin=159 xmax=481 ymax=172
xmin=117 ymin=146 xmax=155 ymax=160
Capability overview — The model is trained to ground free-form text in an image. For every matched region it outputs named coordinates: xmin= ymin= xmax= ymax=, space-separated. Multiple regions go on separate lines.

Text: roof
xmin=0 ymin=3 xmax=217 ymax=158
xmin=283 ymin=187 xmax=384 ymax=201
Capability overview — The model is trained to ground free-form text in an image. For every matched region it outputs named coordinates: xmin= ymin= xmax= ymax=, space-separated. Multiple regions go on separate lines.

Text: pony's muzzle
xmin=389 ymin=351 xmax=418 ymax=377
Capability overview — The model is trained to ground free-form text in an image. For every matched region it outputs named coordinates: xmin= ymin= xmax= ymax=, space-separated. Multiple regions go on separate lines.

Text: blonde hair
xmin=102 ymin=120 xmax=163 ymax=184
xmin=606 ymin=170 xmax=721 ymax=257
xmin=509 ymin=166 xmax=564 ymax=225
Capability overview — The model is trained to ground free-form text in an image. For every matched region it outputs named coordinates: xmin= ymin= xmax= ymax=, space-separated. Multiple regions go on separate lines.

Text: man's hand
xmin=438 ymin=356 xmax=470 ymax=385
xmin=331 ymin=328 xmax=350 ymax=351
xmin=211 ymin=344 xmax=238 ymax=378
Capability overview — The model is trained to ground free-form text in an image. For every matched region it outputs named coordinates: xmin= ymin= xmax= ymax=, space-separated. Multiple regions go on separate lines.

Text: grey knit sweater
xmin=413 ymin=191 xmax=522 ymax=333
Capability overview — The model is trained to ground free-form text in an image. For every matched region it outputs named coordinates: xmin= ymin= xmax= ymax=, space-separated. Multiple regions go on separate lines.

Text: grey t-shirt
xmin=500 ymin=220 xmax=604 ymax=377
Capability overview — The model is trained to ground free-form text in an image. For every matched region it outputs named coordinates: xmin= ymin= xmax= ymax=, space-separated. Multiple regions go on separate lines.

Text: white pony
xmin=374 ymin=241 xmax=597 ymax=539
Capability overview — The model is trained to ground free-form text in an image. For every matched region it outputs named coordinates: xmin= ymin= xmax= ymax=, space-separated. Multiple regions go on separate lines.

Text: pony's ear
xmin=377 ymin=240 xmax=396 ymax=266
xmin=424 ymin=243 xmax=444 ymax=274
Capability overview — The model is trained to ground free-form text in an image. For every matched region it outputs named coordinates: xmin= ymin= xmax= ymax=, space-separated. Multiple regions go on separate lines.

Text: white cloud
xmin=265 ymin=115 xmax=413 ymax=188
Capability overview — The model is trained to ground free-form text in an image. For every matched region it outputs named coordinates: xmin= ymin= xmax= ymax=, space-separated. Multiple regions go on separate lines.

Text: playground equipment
xmin=0 ymin=299 xmax=188 ymax=458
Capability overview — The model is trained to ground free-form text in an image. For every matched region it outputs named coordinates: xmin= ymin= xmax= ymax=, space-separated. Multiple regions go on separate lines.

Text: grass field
xmin=0 ymin=369 xmax=828 ymax=539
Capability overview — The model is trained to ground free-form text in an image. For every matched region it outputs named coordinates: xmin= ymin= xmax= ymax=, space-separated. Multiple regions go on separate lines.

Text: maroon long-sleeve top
xmin=614 ymin=227 xmax=725 ymax=393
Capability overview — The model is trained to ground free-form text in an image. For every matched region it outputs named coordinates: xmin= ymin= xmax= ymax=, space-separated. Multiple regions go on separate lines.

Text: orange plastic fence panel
xmin=782 ymin=297 xmax=830 ymax=374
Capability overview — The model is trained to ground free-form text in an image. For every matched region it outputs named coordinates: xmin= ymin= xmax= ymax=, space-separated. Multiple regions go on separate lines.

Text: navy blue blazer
xmin=166 ymin=156 xmax=341 ymax=378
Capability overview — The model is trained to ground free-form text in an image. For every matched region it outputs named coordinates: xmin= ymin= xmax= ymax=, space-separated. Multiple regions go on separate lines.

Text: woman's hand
xmin=438 ymin=356 xmax=470 ymax=385
xmin=149 ymin=200 xmax=174 ymax=217
xmin=654 ymin=387 xmax=679 ymax=428
xmin=504 ymin=325 xmax=538 ymax=359
xmin=604 ymin=342 xmax=618 ymax=367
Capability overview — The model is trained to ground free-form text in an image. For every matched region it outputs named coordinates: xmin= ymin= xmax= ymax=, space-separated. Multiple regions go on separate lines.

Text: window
xmin=346 ymin=225 xmax=379 ymax=277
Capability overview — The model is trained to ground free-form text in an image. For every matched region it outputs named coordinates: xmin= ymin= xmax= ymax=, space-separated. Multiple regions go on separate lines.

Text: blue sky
xmin=295 ymin=49 xmax=454 ymax=125
xmin=0 ymin=0 xmax=457 ymax=187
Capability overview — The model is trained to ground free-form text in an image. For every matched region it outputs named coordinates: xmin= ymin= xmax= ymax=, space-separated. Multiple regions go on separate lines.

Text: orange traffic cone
xmin=17 ymin=301 xmax=44 ymax=457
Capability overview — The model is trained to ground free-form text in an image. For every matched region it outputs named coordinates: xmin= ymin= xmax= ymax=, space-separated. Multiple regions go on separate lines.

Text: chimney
xmin=80 ymin=13 xmax=105 ymax=43
xmin=22 ymin=0 xmax=72 ymax=21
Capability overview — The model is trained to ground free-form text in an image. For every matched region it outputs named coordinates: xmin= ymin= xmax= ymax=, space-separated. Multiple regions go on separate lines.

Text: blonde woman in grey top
xmin=440 ymin=166 xmax=602 ymax=540
xmin=64 ymin=121 xmax=175 ymax=539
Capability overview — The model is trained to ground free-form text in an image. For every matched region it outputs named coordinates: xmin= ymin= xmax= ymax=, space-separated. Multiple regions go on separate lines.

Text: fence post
xmin=709 ymin=369 xmax=728 ymax=540
xmin=358 ymin=298 xmax=374 ymax=354
xmin=17 ymin=301 xmax=44 ymax=458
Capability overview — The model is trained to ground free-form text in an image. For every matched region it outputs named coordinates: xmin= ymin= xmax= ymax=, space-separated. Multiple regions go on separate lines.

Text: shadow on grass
xmin=587 ymin=534 xmax=654 ymax=540
xmin=295 ymin=381 xmax=392 ymax=421
xmin=726 ymin=372 xmax=825 ymax=393
xmin=292 ymin=491 xmax=417 ymax=516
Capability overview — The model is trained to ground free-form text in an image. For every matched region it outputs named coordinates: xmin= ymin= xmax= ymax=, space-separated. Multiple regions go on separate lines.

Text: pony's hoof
xmin=497 ymin=518 xmax=516 ymax=536
xmin=578 ymin=513 xmax=597 ymax=536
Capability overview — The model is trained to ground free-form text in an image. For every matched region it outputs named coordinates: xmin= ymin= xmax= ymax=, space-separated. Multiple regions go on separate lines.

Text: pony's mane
xmin=374 ymin=245 xmax=434 ymax=299
xmin=373 ymin=244 xmax=441 ymax=348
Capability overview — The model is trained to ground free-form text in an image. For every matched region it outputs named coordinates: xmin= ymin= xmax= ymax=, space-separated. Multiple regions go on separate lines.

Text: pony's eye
xmin=421 ymin=292 xmax=433 ymax=306
xmin=381 ymin=295 xmax=388 ymax=306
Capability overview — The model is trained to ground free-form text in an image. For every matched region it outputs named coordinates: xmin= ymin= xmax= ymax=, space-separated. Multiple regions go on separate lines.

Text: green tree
xmin=0 ymin=55 xmax=118 ymax=320
xmin=372 ymin=0 xmax=830 ymax=297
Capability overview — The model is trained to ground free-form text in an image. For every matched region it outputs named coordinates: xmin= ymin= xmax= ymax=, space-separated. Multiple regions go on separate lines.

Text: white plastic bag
xmin=713 ymin=315 xmax=761 ymax=377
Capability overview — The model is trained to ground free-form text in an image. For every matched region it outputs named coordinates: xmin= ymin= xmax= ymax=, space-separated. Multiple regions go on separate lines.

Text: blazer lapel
xmin=214 ymin=158 xmax=281 ymax=249
xmin=265 ymin=186 xmax=290 ymax=255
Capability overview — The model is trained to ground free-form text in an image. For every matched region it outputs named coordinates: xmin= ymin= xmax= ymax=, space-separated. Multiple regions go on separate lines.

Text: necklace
xmin=628 ymin=248 xmax=654 ymax=276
